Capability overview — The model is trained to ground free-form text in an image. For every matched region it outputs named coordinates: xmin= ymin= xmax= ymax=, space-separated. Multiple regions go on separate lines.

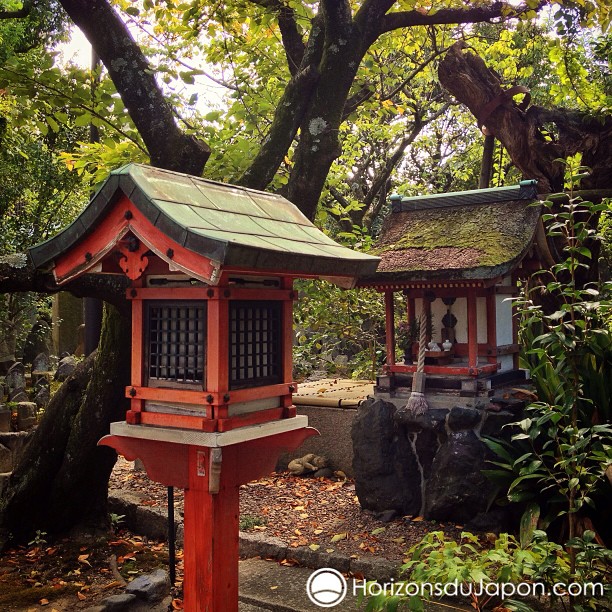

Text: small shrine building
xmin=359 ymin=180 xmax=546 ymax=406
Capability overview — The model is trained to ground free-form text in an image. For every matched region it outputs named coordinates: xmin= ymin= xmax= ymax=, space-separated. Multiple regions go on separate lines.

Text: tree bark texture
xmin=58 ymin=0 xmax=210 ymax=175
xmin=0 ymin=306 xmax=130 ymax=546
xmin=239 ymin=0 xmax=538 ymax=219
xmin=438 ymin=42 xmax=612 ymax=195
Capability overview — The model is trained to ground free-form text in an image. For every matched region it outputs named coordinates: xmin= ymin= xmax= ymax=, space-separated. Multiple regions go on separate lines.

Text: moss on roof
xmin=366 ymin=199 xmax=540 ymax=282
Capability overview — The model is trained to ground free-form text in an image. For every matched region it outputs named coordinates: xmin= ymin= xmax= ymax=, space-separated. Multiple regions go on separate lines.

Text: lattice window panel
xmin=147 ymin=301 xmax=206 ymax=386
xmin=229 ymin=301 xmax=282 ymax=389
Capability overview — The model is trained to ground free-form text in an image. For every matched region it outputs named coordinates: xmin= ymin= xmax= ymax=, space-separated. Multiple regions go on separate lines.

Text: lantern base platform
xmin=107 ymin=414 xmax=310 ymax=447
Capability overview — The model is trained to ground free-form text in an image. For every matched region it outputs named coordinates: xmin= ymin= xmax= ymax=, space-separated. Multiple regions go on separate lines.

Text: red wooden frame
xmin=386 ymin=363 xmax=500 ymax=376
xmin=52 ymin=195 xmax=219 ymax=284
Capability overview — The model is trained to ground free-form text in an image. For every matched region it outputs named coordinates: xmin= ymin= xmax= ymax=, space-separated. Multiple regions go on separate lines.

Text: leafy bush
xmin=292 ymin=279 xmax=386 ymax=380
xmin=364 ymin=529 xmax=611 ymax=612
xmin=484 ymin=171 xmax=612 ymax=566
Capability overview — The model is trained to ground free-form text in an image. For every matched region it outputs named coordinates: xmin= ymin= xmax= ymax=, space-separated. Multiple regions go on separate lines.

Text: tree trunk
xmin=438 ymin=41 xmax=612 ymax=195
xmin=0 ymin=305 xmax=129 ymax=547
xmin=58 ymin=0 xmax=210 ymax=175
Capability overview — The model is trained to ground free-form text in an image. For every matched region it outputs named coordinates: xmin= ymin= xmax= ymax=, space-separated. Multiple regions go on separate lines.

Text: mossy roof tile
xmin=29 ymin=163 xmax=379 ymax=281
xmin=362 ymin=187 xmax=540 ymax=284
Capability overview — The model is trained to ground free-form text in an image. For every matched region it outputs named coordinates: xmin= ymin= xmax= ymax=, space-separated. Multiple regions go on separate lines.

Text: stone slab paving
xmin=239 ymin=558 xmax=360 ymax=611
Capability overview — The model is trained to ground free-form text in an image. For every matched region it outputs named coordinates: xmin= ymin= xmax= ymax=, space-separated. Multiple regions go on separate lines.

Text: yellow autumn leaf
xmin=331 ymin=532 xmax=347 ymax=543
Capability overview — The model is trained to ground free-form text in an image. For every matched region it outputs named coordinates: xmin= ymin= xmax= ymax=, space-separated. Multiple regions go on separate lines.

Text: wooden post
xmin=384 ymin=290 xmax=395 ymax=366
xmin=207 ymin=290 xmax=230 ymax=420
xmin=467 ymin=292 xmax=478 ymax=370
xmin=183 ymin=445 xmax=240 ymax=612
xmin=127 ymin=290 xmax=144 ymax=423
xmin=486 ymin=290 xmax=497 ymax=364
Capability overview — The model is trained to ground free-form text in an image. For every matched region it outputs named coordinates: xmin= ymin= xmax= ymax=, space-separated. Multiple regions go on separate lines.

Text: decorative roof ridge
xmin=113 ymin=163 xmax=289 ymax=201
xmin=389 ymin=180 xmax=538 ymax=213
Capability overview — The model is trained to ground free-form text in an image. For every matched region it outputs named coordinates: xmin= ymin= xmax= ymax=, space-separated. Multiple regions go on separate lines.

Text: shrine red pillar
xmin=485 ymin=290 xmax=498 ymax=365
xmin=467 ymin=292 xmax=478 ymax=371
xmin=384 ymin=290 xmax=395 ymax=366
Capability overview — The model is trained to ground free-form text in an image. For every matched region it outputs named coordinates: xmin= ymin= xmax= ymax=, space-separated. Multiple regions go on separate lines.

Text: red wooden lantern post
xmin=29 ymin=164 xmax=379 ymax=611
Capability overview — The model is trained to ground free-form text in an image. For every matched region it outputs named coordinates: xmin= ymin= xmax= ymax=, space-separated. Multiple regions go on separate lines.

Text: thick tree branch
xmin=0 ymin=254 xmax=129 ymax=311
xmin=438 ymin=41 xmax=564 ymax=193
xmin=248 ymin=0 xmax=306 ymax=76
xmin=238 ymin=14 xmax=326 ymax=190
xmin=379 ymin=2 xmax=545 ymax=38
xmin=58 ymin=0 xmax=210 ymax=175
xmin=237 ymin=65 xmax=320 ymax=189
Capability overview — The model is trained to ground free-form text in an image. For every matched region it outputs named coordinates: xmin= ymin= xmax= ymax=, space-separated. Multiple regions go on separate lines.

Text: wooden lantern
xmin=29 ymin=163 xmax=379 ymax=610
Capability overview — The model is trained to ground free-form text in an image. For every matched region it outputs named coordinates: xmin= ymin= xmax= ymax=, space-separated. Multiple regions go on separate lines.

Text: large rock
xmin=424 ymin=429 xmax=492 ymax=522
xmin=0 ymin=444 xmax=11 ymax=472
xmin=351 ymin=398 xmax=422 ymax=516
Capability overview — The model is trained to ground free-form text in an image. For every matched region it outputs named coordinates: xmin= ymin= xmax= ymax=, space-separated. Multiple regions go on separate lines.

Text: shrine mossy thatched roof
xmin=29 ymin=163 xmax=379 ymax=283
xmin=360 ymin=181 xmax=541 ymax=285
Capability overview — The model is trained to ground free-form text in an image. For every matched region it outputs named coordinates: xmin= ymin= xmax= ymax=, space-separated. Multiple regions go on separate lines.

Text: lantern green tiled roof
xmin=29 ymin=163 xmax=379 ymax=282
xmin=360 ymin=181 xmax=541 ymax=285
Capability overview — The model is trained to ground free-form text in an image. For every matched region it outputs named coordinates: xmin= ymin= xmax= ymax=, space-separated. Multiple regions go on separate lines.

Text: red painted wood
xmin=53 ymin=195 xmax=218 ymax=284
xmin=207 ymin=294 xmax=230 ymax=396
xmin=98 ymin=435 xmax=189 ymax=487
xmin=129 ymin=400 xmax=143 ymax=414
xmin=126 ymin=410 xmax=141 ymax=424
xmin=229 ymin=428 xmax=319 ymax=483
xmin=388 ymin=363 xmax=499 ymax=376
xmin=183 ymin=445 xmax=240 ymax=612
xmin=125 ymin=386 xmax=212 ymax=415
xmin=467 ymin=292 xmax=478 ymax=369
xmin=228 ymin=288 xmax=294 ymax=302
xmin=406 ymin=297 xmax=415 ymax=324
xmin=384 ymin=290 xmax=395 ymax=366
xmin=228 ymin=383 xmax=296 ymax=404
xmin=486 ymin=291 xmax=498 ymax=364
xmin=117 ymin=243 xmax=150 ymax=280
xmin=101 ymin=428 xmax=318 ymax=611
xmin=131 ymin=299 xmax=144 ymax=386
xmin=282 ymin=298 xmax=293 ymax=385
xmin=127 ymin=287 xmax=210 ymax=301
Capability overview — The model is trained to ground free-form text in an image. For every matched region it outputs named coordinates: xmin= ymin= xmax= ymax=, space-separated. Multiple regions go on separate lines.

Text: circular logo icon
xmin=306 ymin=567 xmax=348 ymax=607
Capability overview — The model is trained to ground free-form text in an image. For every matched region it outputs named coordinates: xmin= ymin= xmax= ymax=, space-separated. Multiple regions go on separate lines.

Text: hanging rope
xmin=405 ymin=311 xmax=429 ymax=415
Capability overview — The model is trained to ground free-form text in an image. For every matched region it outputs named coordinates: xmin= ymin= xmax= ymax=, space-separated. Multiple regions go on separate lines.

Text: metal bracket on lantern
xmin=209 ymin=448 xmax=222 ymax=494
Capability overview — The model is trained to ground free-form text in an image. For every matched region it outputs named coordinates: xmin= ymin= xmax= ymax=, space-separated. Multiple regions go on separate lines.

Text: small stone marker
xmin=34 ymin=386 xmax=50 ymax=410
xmin=32 ymin=352 xmax=51 ymax=375
xmin=125 ymin=569 xmax=170 ymax=602
xmin=0 ymin=405 xmax=11 ymax=433
xmin=16 ymin=402 xmax=37 ymax=431
xmin=55 ymin=355 xmax=78 ymax=381
xmin=8 ymin=388 xmax=29 ymax=403
xmin=5 ymin=362 xmax=25 ymax=392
